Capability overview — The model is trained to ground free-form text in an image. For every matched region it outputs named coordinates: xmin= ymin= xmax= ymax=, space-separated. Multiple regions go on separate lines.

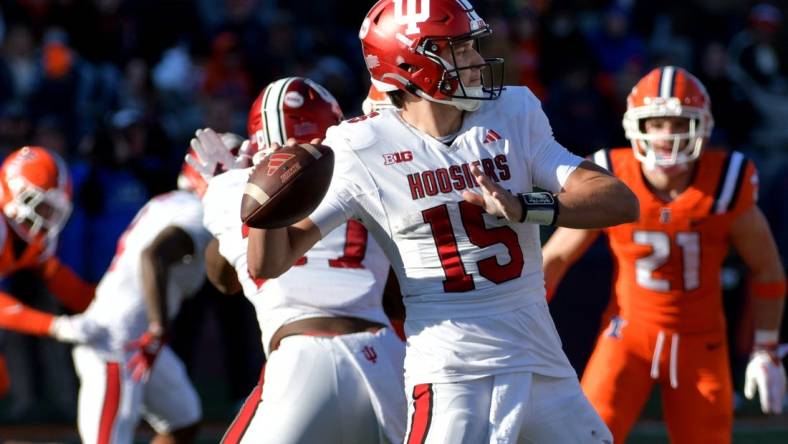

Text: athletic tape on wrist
xmin=755 ymin=329 xmax=780 ymax=347
xmin=518 ymin=192 xmax=558 ymax=225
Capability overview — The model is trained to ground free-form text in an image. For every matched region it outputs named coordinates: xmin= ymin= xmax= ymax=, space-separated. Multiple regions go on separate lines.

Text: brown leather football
xmin=241 ymin=143 xmax=334 ymax=229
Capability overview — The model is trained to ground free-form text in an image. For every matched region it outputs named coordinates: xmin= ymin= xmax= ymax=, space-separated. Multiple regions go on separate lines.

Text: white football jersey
xmin=202 ymin=169 xmax=391 ymax=356
xmin=310 ymin=86 xmax=582 ymax=383
xmin=84 ymin=191 xmax=210 ymax=351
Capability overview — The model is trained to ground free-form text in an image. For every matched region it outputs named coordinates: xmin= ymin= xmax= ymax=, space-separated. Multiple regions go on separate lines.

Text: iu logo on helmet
xmin=394 ymin=0 xmax=430 ymax=35
xmin=267 ymin=153 xmax=295 ymax=176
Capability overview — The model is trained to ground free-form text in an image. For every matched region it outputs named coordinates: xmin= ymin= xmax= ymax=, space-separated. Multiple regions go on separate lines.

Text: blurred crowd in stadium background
xmin=0 ymin=0 xmax=786 ymax=427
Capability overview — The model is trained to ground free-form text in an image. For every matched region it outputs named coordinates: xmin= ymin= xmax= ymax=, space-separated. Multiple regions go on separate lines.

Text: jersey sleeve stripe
xmin=591 ymin=149 xmax=612 ymax=174
xmin=727 ymin=155 xmax=749 ymax=212
xmin=713 ymin=151 xmax=745 ymax=214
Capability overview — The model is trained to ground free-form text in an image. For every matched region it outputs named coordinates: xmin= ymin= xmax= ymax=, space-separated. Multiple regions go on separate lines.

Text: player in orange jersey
xmin=543 ymin=66 xmax=786 ymax=444
xmin=0 ymin=146 xmax=105 ymax=396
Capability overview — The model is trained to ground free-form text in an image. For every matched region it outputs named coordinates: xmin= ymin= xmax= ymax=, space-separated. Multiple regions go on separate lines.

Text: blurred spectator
xmin=27 ymin=29 xmax=95 ymax=151
xmin=584 ymin=5 xmax=647 ymax=76
xmin=543 ymin=64 xmax=618 ymax=156
xmin=0 ymin=102 xmax=32 ymax=155
xmin=0 ymin=24 xmax=36 ymax=104
xmin=201 ymin=31 xmax=252 ymax=108
xmin=538 ymin=7 xmax=598 ymax=92
xmin=697 ymin=41 xmax=757 ymax=147
xmin=60 ymin=109 xmax=171 ymax=281
xmin=728 ymin=2 xmax=788 ymax=153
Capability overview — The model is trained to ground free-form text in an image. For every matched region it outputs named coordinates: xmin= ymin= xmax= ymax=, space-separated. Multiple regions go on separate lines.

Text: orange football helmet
xmin=0 ymin=146 xmax=72 ymax=245
xmin=623 ymin=66 xmax=714 ymax=167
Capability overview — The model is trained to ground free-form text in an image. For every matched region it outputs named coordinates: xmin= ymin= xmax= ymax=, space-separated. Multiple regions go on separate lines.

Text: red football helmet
xmin=623 ymin=66 xmax=714 ymax=167
xmin=247 ymin=77 xmax=343 ymax=152
xmin=0 ymin=146 xmax=72 ymax=245
xmin=359 ymin=0 xmax=504 ymax=110
xmin=178 ymin=132 xmax=245 ymax=198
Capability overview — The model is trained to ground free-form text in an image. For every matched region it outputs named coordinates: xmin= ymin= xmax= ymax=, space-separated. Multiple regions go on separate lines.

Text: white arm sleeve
xmin=524 ymin=92 xmax=583 ymax=193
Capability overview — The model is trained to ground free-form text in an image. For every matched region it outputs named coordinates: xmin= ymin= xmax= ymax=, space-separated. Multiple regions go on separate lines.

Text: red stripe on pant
xmin=406 ymin=383 xmax=433 ymax=444
xmin=98 ymin=362 xmax=121 ymax=444
xmin=222 ymin=365 xmax=266 ymax=444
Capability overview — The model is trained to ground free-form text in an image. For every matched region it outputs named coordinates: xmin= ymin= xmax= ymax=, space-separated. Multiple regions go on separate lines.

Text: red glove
xmin=126 ymin=331 xmax=165 ymax=382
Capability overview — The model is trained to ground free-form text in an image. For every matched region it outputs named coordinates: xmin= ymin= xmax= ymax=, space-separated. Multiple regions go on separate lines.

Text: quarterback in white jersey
xmin=200 ymin=78 xmax=406 ymax=444
xmin=247 ymin=1 xmax=638 ymax=443
xmin=71 ymin=132 xmax=234 ymax=443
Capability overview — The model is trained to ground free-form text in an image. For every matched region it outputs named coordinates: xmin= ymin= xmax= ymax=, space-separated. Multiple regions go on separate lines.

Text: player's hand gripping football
xmin=185 ymin=127 xmax=252 ymax=178
xmin=462 ymin=164 xmax=523 ymax=222
xmin=126 ymin=331 xmax=165 ymax=382
xmin=744 ymin=347 xmax=787 ymax=414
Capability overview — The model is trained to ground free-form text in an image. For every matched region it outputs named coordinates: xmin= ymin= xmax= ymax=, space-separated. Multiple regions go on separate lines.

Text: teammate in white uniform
xmin=71 ymin=135 xmax=240 ymax=444
xmin=246 ymin=1 xmax=640 ymax=443
xmin=200 ymin=77 xmax=406 ymax=444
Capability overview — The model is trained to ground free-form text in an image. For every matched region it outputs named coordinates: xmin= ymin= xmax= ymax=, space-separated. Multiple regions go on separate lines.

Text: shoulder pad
xmin=327 ymin=113 xmax=385 ymax=152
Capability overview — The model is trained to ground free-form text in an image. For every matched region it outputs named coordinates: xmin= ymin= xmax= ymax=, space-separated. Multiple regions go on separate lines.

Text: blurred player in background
xmin=198 ymin=77 xmax=406 ymax=444
xmin=245 ymin=0 xmax=638 ymax=441
xmin=68 ymin=134 xmax=241 ymax=443
xmin=543 ymin=66 xmax=786 ymax=443
xmin=0 ymin=146 xmax=103 ymax=397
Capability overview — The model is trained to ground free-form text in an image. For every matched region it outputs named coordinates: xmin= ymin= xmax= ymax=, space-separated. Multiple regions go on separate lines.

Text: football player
xmin=0 ymin=146 xmax=104 ymax=397
xmin=68 ymin=133 xmax=242 ymax=444
xmin=542 ymin=66 xmax=786 ymax=443
xmin=199 ymin=76 xmax=406 ymax=444
xmin=245 ymin=0 xmax=639 ymax=442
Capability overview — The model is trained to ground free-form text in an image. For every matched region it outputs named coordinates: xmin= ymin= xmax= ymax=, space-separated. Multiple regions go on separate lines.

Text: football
xmin=241 ymin=143 xmax=334 ymax=229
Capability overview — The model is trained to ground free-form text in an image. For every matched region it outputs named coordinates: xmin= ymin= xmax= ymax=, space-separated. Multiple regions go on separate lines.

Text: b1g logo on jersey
xmin=394 ymin=0 xmax=430 ymax=35
xmin=383 ymin=150 xmax=413 ymax=165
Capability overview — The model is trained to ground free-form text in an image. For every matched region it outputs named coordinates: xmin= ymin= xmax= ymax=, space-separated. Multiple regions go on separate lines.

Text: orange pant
xmin=581 ymin=318 xmax=732 ymax=444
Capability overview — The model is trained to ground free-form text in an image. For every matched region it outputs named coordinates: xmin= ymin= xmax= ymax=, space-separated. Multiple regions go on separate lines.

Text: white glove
xmin=49 ymin=315 xmax=109 ymax=349
xmin=184 ymin=128 xmax=250 ymax=179
xmin=744 ymin=350 xmax=787 ymax=414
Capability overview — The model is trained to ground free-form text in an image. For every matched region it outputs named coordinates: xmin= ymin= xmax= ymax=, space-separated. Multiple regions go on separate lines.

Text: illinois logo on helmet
xmin=247 ymin=77 xmax=344 ymax=154
xmin=359 ymin=0 xmax=504 ymax=111
xmin=0 ymin=146 xmax=72 ymax=245
xmin=623 ymin=66 xmax=714 ymax=168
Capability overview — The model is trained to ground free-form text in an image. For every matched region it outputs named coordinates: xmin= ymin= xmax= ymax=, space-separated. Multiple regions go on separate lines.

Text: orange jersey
xmin=591 ymin=148 xmax=757 ymax=333
xmin=0 ymin=216 xmax=94 ymax=336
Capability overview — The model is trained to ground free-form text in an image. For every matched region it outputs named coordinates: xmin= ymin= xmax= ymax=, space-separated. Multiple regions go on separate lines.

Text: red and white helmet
xmin=0 ymin=146 xmax=72 ymax=245
xmin=362 ymin=84 xmax=397 ymax=114
xmin=247 ymin=77 xmax=343 ymax=152
xmin=359 ymin=0 xmax=504 ymax=111
xmin=178 ymin=132 xmax=245 ymax=198
xmin=623 ymin=66 xmax=714 ymax=168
